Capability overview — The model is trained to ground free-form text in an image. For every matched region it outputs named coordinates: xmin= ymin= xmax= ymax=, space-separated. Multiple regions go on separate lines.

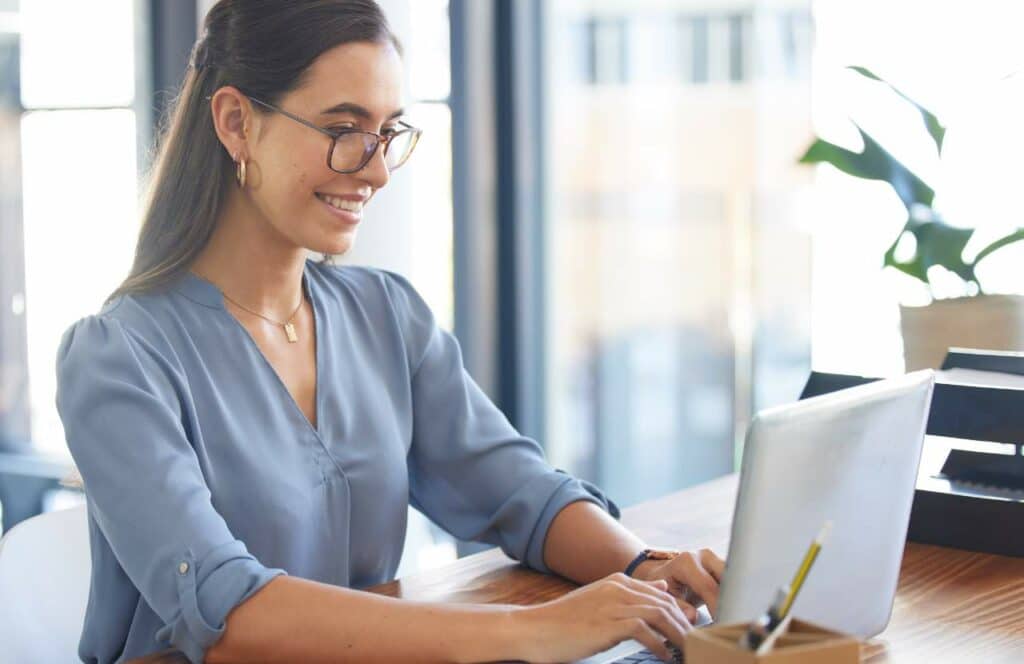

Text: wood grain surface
xmin=371 ymin=474 xmax=1024 ymax=663
xmin=133 ymin=474 xmax=1024 ymax=662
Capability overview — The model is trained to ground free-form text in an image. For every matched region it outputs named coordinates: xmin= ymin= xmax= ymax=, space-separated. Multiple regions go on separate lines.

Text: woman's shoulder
xmin=56 ymin=310 xmax=185 ymax=416
xmin=58 ymin=287 xmax=188 ymax=378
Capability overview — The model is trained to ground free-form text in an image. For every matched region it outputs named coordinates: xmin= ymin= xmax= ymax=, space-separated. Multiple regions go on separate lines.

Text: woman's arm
xmin=207 ymin=500 xmax=716 ymax=663
xmin=542 ymin=500 xmax=647 ymax=584
xmin=206 ymin=576 xmax=520 ymax=663
xmin=542 ymin=500 xmax=725 ymax=619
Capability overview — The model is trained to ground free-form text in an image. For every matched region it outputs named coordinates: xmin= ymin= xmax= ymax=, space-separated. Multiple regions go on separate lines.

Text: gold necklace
xmin=219 ymin=289 xmax=305 ymax=343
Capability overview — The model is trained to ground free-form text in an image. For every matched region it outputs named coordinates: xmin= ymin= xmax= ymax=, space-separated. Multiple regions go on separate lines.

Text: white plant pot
xmin=900 ymin=294 xmax=1024 ymax=371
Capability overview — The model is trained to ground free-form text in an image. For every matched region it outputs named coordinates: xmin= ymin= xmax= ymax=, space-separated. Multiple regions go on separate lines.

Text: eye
xmin=381 ymin=125 xmax=400 ymax=136
xmin=326 ymin=123 xmax=357 ymax=136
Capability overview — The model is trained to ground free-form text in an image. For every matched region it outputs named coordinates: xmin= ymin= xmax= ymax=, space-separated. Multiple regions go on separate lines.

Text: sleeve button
xmin=178 ymin=562 xmax=189 ymax=575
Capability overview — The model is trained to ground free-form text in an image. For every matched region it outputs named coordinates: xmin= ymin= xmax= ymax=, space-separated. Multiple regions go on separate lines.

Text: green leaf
xmin=799 ymin=125 xmax=935 ymax=209
xmin=973 ymin=228 xmax=1024 ymax=265
xmin=848 ymin=66 xmax=946 ymax=155
xmin=883 ymin=216 xmax=977 ymax=287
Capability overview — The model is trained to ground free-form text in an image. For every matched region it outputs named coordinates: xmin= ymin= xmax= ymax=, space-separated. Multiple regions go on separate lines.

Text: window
xmin=341 ymin=0 xmax=454 ymax=331
xmin=358 ymin=0 xmax=457 ymax=575
xmin=691 ymin=15 xmax=709 ymax=83
xmin=0 ymin=1 xmax=141 ymax=459
xmin=583 ymin=17 xmax=629 ymax=85
xmin=728 ymin=14 xmax=747 ymax=83
xmin=543 ymin=0 xmax=813 ymax=506
xmin=402 ymin=0 xmax=454 ymax=330
xmin=781 ymin=10 xmax=813 ymax=80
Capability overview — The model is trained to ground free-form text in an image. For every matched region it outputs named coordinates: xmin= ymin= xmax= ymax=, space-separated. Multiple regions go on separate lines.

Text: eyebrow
xmin=320 ymin=101 xmax=405 ymax=121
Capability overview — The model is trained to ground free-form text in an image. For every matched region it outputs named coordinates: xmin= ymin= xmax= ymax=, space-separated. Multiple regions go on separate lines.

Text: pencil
xmin=779 ymin=521 xmax=832 ymax=619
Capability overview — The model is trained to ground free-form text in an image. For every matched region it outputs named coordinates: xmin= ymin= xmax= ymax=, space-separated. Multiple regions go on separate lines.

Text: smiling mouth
xmin=315 ymin=193 xmax=364 ymax=214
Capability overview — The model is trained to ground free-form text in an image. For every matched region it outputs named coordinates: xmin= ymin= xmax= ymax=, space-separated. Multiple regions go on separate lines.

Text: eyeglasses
xmin=246 ymin=95 xmax=422 ymax=174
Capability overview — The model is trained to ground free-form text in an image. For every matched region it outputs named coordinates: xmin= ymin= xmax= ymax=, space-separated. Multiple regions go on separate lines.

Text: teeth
xmin=318 ymin=194 xmax=362 ymax=213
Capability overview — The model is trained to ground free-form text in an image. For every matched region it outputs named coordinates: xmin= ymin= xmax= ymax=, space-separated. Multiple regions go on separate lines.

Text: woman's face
xmin=236 ymin=40 xmax=405 ymax=256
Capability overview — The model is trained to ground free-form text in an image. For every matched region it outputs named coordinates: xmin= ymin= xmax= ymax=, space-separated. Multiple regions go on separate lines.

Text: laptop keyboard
xmin=609 ymin=608 xmax=710 ymax=662
xmin=612 ymin=646 xmax=683 ymax=663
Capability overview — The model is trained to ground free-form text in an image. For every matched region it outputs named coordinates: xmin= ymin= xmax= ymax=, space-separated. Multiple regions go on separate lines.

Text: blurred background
xmin=1 ymin=0 xmax=1022 ymax=575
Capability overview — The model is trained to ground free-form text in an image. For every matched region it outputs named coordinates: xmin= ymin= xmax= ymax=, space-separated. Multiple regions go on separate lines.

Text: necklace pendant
xmin=284 ymin=322 xmax=298 ymax=343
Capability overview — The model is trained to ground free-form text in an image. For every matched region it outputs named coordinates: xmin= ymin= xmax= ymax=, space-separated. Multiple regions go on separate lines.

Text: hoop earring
xmin=235 ymin=156 xmax=247 ymax=188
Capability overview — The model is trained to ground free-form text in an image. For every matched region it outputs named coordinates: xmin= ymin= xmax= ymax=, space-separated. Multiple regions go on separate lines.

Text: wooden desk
xmin=137 ymin=474 xmax=1024 ymax=662
xmin=373 ymin=474 xmax=1024 ymax=663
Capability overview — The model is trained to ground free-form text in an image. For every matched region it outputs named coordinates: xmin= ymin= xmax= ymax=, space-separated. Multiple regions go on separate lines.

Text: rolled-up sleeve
xmin=382 ymin=272 xmax=619 ymax=573
xmin=56 ymin=315 xmax=285 ymax=663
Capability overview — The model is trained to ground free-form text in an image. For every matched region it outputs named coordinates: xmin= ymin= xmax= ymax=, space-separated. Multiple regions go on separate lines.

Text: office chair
xmin=0 ymin=504 xmax=90 ymax=663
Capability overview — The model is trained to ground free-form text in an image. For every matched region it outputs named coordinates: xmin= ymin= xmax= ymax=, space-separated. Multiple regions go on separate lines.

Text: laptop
xmin=578 ymin=370 xmax=935 ymax=663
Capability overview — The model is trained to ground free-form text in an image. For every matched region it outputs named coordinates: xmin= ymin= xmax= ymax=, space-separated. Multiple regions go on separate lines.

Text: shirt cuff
xmin=156 ymin=539 xmax=287 ymax=663
xmin=524 ymin=472 xmax=621 ymax=574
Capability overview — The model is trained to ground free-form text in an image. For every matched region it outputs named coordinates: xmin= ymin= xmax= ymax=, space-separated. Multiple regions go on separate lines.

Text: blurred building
xmin=542 ymin=0 xmax=814 ymax=504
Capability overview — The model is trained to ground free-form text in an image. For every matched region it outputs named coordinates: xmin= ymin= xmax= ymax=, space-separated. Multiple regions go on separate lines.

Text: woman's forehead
xmin=295 ymin=41 xmax=404 ymax=120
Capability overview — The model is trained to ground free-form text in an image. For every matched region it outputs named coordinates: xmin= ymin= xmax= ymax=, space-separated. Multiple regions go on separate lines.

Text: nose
xmin=355 ymin=142 xmax=390 ymax=191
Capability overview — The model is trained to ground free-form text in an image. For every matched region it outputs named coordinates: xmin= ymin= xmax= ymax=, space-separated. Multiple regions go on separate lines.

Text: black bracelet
xmin=624 ymin=549 xmax=653 ymax=577
xmin=625 ymin=548 xmax=679 ymax=577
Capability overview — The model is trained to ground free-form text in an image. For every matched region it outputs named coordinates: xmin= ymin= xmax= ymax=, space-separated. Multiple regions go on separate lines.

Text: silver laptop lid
xmin=717 ymin=370 xmax=935 ymax=637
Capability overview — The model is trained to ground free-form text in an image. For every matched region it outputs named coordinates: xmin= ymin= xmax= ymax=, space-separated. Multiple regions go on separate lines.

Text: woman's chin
xmin=312 ymin=231 xmax=357 ymax=257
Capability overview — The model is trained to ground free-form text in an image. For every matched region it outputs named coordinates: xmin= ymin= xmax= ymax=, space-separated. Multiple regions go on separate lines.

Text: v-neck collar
xmin=177 ymin=261 xmax=325 ymax=438
xmin=174 ymin=261 xmax=315 ymax=311
xmin=174 ymin=270 xmax=224 ymax=308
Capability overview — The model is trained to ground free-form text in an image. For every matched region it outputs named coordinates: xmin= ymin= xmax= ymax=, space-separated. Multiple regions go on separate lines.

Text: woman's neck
xmin=190 ymin=192 xmax=308 ymax=317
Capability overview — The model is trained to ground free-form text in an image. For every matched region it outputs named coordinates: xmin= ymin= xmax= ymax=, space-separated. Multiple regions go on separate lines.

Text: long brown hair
xmin=110 ymin=0 xmax=399 ymax=300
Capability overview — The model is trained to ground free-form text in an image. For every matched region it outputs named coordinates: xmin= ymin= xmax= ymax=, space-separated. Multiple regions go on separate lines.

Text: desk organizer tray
xmin=684 ymin=619 xmax=859 ymax=664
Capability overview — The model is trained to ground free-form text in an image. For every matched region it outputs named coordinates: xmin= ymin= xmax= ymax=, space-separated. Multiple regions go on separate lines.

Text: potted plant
xmin=799 ymin=67 xmax=1024 ymax=370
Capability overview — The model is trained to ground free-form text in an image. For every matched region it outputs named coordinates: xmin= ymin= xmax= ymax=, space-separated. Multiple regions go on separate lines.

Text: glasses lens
xmin=384 ymin=130 xmax=420 ymax=170
xmin=330 ymin=133 xmax=377 ymax=172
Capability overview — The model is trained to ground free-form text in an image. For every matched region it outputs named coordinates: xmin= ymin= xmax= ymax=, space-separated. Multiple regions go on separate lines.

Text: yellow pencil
xmin=740 ymin=520 xmax=833 ymax=651
xmin=779 ymin=521 xmax=832 ymax=619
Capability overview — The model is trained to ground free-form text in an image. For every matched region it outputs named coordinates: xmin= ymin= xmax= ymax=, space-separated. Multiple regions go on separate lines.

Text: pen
xmin=740 ymin=521 xmax=832 ymax=651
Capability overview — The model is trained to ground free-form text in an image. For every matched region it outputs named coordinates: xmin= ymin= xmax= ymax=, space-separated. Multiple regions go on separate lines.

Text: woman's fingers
xmin=633 ymin=604 xmax=691 ymax=648
xmin=611 ymin=577 xmax=695 ymax=633
xmin=699 ymin=548 xmax=726 ymax=582
xmin=608 ymin=572 xmax=670 ymax=603
xmin=672 ymin=595 xmax=699 ymax=624
xmin=670 ymin=553 xmax=720 ymax=616
xmin=617 ymin=575 xmax=695 ymax=621
xmin=623 ymin=618 xmax=680 ymax=664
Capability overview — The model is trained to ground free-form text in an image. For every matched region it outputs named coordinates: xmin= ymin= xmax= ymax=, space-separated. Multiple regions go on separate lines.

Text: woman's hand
xmin=512 ymin=572 xmax=692 ymax=663
xmin=632 ymin=548 xmax=725 ymax=622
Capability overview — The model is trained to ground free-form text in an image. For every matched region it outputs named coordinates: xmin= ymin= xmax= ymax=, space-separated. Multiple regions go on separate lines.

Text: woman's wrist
xmin=450 ymin=604 xmax=530 ymax=664
xmin=630 ymin=558 xmax=663 ymax=582
xmin=625 ymin=549 xmax=679 ymax=580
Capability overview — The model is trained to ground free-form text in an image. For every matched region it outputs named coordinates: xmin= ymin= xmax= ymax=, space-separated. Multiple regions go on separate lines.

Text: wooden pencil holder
xmin=684 ymin=618 xmax=860 ymax=663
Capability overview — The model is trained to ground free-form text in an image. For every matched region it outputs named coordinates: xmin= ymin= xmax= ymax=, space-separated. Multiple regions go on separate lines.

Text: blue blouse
xmin=56 ymin=260 xmax=617 ymax=663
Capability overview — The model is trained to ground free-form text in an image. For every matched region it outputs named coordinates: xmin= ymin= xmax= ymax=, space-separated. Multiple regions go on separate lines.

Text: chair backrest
xmin=0 ymin=504 xmax=90 ymax=663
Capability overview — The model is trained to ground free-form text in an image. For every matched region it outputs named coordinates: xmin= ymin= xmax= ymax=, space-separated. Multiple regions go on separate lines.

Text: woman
xmin=56 ymin=1 xmax=723 ymax=662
